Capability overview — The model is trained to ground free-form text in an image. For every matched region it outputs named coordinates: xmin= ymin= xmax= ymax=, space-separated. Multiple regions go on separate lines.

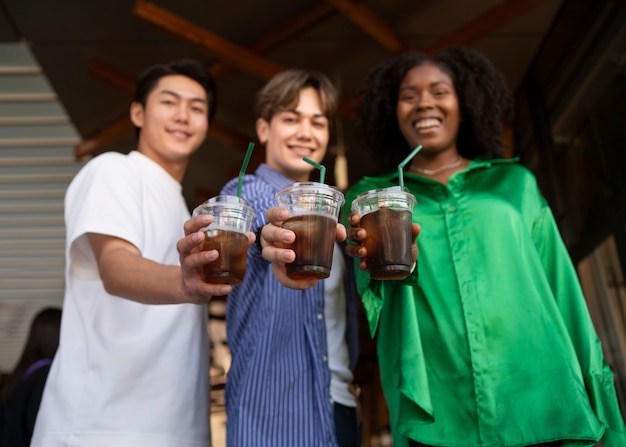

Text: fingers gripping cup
xmin=192 ymin=195 xmax=256 ymax=285
xmin=351 ymin=186 xmax=416 ymax=280
xmin=275 ymin=182 xmax=345 ymax=280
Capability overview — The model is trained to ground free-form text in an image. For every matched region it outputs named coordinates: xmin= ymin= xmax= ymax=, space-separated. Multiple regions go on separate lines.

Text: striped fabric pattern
xmin=220 ymin=164 xmax=358 ymax=447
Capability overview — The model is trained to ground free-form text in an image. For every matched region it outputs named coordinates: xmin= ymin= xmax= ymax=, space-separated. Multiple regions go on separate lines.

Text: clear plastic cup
xmin=351 ymin=186 xmax=416 ymax=280
xmin=275 ymin=182 xmax=345 ymax=280
xmin=192 ymin=195 xmax=256 ymax=285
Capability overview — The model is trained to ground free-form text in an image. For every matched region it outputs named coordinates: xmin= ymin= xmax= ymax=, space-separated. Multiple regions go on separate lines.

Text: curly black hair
xmin=355 ymin=47 xmax=513 ymax=172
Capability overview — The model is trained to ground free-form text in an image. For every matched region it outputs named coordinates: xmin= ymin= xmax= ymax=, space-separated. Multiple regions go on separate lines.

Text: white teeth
xmin=291 ymin=146 xmax=313 ymax=153
xmin=414 ymin=119 xmax=440 ymax=129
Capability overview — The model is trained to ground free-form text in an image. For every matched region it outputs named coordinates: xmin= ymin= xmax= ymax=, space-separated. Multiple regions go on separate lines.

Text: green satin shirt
xmin=343 ymin=159 xmax=626 ymax=447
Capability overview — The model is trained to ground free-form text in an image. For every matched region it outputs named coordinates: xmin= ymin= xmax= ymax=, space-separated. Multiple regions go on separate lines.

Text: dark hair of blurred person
xmin=0 ymin=307 xmax=62 ymax=447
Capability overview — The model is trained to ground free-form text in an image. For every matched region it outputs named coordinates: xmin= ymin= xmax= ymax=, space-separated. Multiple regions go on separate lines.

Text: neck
xmin=138 ymin=149 xmax=187 ymax=183
xmin=156 ymin=158 xmax=187 ymax=182
xmin=410 ymin=155 xmax=463 ymax=176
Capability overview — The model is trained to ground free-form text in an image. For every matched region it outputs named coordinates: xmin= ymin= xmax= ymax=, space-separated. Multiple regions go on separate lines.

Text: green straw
xmin=397 ymin=145 xmax=422 ymax=187
xmin=236 ymin=142 xmax=255 ymax=197
xmin=303 ymin=157 xmax=326 ymax=184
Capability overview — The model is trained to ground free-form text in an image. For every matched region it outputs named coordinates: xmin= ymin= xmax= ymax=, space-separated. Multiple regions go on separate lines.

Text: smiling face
xmin=396 ymin=62 xmax=461 ymax=158
xmin=130 ymin=74 xmax=209 ymax=180
xmin=257 ymin=86 xmax=330 ymax=182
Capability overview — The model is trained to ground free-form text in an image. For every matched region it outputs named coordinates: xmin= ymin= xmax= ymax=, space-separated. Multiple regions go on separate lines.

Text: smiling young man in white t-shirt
xmin=31 ymin=59 xmax=252 ymax=447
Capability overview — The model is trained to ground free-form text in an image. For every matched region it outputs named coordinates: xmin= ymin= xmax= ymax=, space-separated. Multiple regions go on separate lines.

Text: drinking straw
xmin=236 ymin=142 xmax=255 ymax=198
xmin=397 ymin=145 xmax=422 ymax=187
xmin=303 ymin=157 xmax=326 ymax=184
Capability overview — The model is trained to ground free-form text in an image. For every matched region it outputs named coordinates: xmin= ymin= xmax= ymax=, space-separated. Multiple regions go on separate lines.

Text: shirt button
xmin=329 ymin=398 xmax=334 ymax=404
xmin=322 ymin=355 xmax=328 ymax=362
xmin=448 ymin=205 xmax=456 ymax=212
xmin=317 ymin=314 xmax=323 ymax=320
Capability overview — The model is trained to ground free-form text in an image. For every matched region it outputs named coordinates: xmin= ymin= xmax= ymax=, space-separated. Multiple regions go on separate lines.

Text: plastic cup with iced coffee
xmin=275 ymin=182 xmax=345 ymax=280
xmin=192 ymin=195 xmax=256 ymax=285
xmin=350 ymin=186 xmax=416 ymax=280
xmin=349 ymin=144 xmax=420 ymax=280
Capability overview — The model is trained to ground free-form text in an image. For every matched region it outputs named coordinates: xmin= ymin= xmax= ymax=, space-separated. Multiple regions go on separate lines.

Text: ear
xmin=256 ymin=117 xmax=270 ymax=144
xmin=130 ymin=102 xmax=144 ymax=129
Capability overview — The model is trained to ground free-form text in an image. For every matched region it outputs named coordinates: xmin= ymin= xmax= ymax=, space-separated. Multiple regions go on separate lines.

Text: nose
xmin=175 ymin=103 xmax=189 ymax=123
xmin=296 ymin=119 xmax=312 ymax=140
xmin=416 ymin=91 xmax=434 ymax=110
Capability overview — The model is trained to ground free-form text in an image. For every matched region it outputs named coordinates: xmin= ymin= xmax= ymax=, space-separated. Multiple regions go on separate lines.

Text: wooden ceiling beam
xmin=327 ymin=0 xmax=412 ymax=54
xmin=251 ymin=3 xmax=335 ymax=54
xmin=209 ymin=2 xmax=335 ymax=79
xmin=75 ymin=116 xmax=253 ymax=161
xmin=75 ymin=61 xmax=137 ymax=158
xmin=134 ymin=0 xmax=283 ymax=81
xmin=208 ymin=122 xmax=252 ymax=150
xmin=335 ymin=0 xmax=546 ymax=117
xmin=81 ymin=3 xmax=339 ymax=158
xmin=424 ymin=0 xmax=547 ymax=54
xmin=89 ymin=59 xmax=136 ymax=93
xmin=75 ymin=118 xmax=133 ymax=160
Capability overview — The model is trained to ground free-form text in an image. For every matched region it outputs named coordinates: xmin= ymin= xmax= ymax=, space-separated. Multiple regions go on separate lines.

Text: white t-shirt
xmin=324 ymin=243 xmax=356 ymax=408
xmin=31 ymin=151 xmax=211 ymax=447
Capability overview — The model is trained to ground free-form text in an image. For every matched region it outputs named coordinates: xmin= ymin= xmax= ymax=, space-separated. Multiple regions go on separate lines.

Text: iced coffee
xmin=351 ymin=186 xmax=416 ymax=280
xmin=192 ymin=195 xmax=256 ymax=285
xmin=275 ymin=182 xmax=345 ymax=280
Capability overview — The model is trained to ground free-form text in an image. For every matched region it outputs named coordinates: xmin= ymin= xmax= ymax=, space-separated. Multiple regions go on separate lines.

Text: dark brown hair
xmin=254 ymin=69 xmax=338 ymax=122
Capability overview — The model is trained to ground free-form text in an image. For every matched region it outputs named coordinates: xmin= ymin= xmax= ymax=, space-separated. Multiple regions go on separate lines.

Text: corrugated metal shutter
xmin=0 ymin=42 xmax=84 ymax=372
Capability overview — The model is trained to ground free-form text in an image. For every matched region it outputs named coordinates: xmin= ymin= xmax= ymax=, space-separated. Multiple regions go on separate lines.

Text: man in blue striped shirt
xmin=220 ymin=69 xmax=361 ymax=446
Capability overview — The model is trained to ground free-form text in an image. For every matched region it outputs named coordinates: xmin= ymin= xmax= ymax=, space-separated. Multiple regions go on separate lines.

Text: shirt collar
xmin=254 ymin=163 xmax=296 ymax=191
xmin=130 ymin=150 xmax=183 ymax=192
xmin=372 ymin=157 xmax=520 ymax=184
xmin=468 ymin=157 xmax=520 ymax=169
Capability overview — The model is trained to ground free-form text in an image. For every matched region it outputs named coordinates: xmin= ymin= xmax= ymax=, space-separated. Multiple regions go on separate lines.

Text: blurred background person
xmin=0 ymin=307 xmax=61 ymax=447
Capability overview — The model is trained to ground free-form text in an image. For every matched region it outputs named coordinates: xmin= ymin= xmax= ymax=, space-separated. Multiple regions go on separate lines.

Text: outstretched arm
xmin=90 ymin=213 xmax=255 ymax=305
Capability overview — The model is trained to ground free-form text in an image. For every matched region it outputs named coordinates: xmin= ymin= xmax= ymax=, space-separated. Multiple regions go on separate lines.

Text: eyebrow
xmin=285 ymin=108 xmax=327 ymax=119
xmin=400 ymin=80 xmax=452 ymax=91
xmin=158 ymin=89 xmax=208 ymax=104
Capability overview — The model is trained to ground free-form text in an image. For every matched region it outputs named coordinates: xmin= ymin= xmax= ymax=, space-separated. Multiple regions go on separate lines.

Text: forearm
xmin=98 ymin=246 xmax=187 ymax=305
xmin=89 ymin=232 xmax=232 ymax=305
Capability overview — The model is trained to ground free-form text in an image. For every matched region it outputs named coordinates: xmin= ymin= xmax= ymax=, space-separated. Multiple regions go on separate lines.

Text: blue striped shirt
xmin=221 ymin=164 xmax=359 ymax=447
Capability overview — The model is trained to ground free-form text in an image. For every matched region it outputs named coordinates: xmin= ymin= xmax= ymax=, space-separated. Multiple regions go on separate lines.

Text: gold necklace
xmin=410 ymin=156 xmax=463 ymax=175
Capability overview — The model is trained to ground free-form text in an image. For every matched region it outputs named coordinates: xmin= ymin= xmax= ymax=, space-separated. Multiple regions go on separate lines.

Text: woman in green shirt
xmin=343 ymin=47 xmax=626 ymax=447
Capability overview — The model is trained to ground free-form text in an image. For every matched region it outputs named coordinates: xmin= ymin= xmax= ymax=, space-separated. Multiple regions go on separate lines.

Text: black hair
xmin=355 ymin=47 xmax=512 ymax=171
xmin=132 ymin=59 xmax=217 ymax=137
xmin=0 ymin=307 xmax=62 ymax=405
